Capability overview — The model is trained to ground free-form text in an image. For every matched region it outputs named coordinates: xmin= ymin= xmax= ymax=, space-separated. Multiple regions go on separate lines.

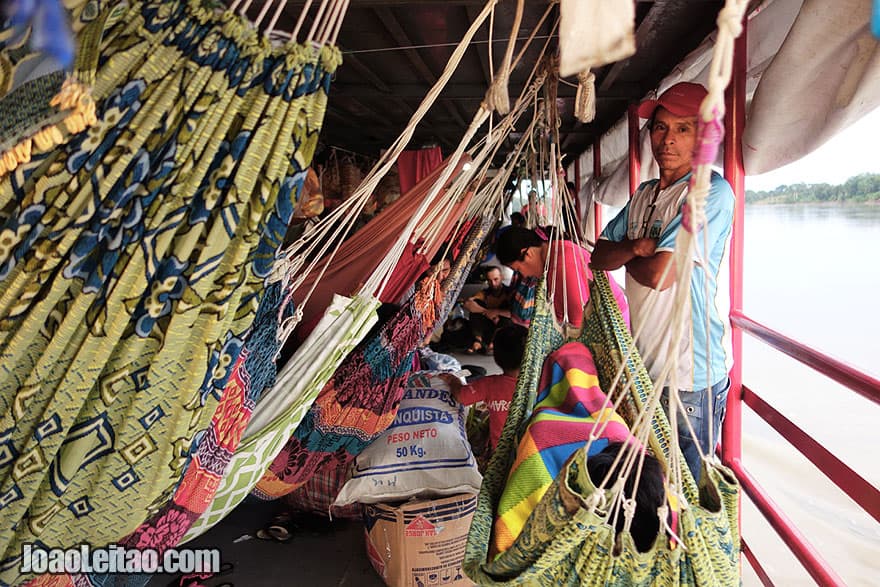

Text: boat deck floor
xmin=155 ymin=351 xmax=499 ymax=586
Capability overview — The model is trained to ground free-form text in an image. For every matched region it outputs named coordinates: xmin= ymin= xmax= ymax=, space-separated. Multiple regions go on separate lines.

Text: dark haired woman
xmin=496 ymin=226 xmax=628 ymax=327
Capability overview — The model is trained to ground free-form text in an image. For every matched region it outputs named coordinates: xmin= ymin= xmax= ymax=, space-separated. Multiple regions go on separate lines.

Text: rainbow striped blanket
xmin=492 ymin=341 xmax=633 ymax=555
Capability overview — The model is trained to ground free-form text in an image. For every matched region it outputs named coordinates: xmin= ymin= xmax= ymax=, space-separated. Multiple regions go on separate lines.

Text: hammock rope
xmin=458 ymin=0 xmax=750 ymax=576
xmin=185 ymin=0 xmax=555 ymax=541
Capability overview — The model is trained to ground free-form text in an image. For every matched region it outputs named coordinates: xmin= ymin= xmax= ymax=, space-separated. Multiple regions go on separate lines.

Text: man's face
xmin=507 ymin=247 xmax=542 ymax=278
xmin=486 ymin=269 xmax=503 ymax=290
xmin=650 ymin=107 xmax=697 ymax=179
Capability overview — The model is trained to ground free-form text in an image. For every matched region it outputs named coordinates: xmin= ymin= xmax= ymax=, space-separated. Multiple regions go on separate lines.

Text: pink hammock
xmin=294 ymin=156 xmax=471 ymax=330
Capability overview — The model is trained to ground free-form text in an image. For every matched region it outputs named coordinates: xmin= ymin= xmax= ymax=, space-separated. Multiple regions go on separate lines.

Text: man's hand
xmin=484 ymin=308 xmax=499 ymax=323
xmin=462 ymin=298 xmax=481 ymax=314
xmin=592 ymin=238 xmax=653 ymax=270
xmin=631 ymin=237 xmax=658 ymax=257
xmin=438 ymin=373 xmax=463 ymax=397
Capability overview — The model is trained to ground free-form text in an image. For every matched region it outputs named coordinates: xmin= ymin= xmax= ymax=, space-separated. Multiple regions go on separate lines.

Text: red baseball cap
xmin=637 ymin=82 xmax=708 ymax=119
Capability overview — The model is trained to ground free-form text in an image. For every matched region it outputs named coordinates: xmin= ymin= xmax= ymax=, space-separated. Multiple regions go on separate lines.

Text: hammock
xmin=491 ymin=340 xmax=633 ymax=555
xmin=76 ymin=281 xmax=293 ymax=587
xmin=183 ymin=201 xmax=485 ymax=542
xmin=254 ymin=214 xmax=494 ymax=500
xmin=254 ymin=285 xmax=432 ymax=499
xmin=184 ymin=0 xmax=512 ymax=539
xmin=182 ymin=291 xmax=379 ymax=541
xmin=291 ymin=155 xmax=471 ymax=332
xmin=0 ymin=0 xmax=340 ymax=582
xmin=462 ymin=275 xmax=740 ymax=585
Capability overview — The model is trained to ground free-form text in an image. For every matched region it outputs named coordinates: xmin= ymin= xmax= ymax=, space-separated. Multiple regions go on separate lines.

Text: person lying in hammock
xmin=496 ymin=226 xmax=629 ymax=328
xmin=492 ymin=341 xmax=661 ymax=556
xmin=586 ymin=441 xmax=666 ymax=553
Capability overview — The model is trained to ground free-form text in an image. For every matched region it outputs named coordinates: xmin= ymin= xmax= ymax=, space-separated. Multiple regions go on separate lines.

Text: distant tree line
xmin=746 ymin=173 xmax=880 ymax=204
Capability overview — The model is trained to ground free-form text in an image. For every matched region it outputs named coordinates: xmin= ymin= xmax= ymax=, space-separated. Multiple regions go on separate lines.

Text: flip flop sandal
xmin=256 ymin=524 xmax=292 ymax=542
xmin=466 ymin=341 xmax=483 ymax=355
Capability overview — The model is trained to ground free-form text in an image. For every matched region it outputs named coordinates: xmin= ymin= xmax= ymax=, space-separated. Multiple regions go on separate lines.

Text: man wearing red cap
xmin=591 ymin=82 xmax=735 ymax=480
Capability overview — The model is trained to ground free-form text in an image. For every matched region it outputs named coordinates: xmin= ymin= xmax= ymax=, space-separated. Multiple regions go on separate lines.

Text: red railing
xmin=720 ymin=17 xmax=879 ymax=587
xmin=742 ymin=539 xmax=776 ymax=587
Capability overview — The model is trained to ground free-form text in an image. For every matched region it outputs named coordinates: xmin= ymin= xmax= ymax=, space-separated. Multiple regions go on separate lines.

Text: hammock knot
xmin=574 ymin=70 xmax=596 ymax=123
xmin=693 ymin=110 xmax=724 ymax=166
xmin=585 ymin=488 xmax=606 ymax=512
xmin=717 ymin=4 xmax=744 ymax=38
xmin=621 ymin=497 xmax=637 ymax=531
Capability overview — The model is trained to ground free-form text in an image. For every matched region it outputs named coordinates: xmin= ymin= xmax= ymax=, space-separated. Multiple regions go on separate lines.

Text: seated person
xmin=463 ymin=266 xmax=512 ymax=354
xmin=586 ymin=442 xmax=665 ymax=553
xmin=441 ymin=325 xmax=528 ymax=460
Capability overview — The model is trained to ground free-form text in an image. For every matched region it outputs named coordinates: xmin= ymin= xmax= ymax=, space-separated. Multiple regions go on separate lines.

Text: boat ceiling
xmin=281 ymin=0 xmax=730 ymax=164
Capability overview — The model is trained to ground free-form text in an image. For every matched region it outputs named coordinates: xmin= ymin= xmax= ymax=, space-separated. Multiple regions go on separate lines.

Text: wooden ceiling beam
xmin=373 ymin=6 xmax=469 ymax=128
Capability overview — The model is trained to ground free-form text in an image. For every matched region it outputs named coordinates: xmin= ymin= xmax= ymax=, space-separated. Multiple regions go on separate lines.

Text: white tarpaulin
xmin=743 ymin=0 xmax=880 ymax=174
xmin=569 ymin=0 xmax=815 ymax=206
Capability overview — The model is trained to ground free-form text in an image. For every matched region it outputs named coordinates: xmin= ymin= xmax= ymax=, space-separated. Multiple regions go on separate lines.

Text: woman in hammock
xmin=496 ymin=226 xmax=629 ymax=327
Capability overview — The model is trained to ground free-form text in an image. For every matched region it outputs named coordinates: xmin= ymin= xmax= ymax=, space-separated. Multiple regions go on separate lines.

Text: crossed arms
xmin=591 ymin=238 xmax=676 ymax=290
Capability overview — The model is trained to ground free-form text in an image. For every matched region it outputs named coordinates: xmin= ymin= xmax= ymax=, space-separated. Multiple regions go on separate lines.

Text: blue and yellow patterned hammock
xmin=0 ymin=1 xmax=339 ymax=583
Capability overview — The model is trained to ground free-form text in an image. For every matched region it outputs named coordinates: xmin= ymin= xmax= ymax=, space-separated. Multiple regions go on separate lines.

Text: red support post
xmin=573 ymin=156 xmax=582 ymax=226
xmin=627 ymin=104 xmax=641 ymax=194
xmin=722 ymin=21 xmax=747 ymax=468
xmin=593 ymin=141 xmax=602 ymax=240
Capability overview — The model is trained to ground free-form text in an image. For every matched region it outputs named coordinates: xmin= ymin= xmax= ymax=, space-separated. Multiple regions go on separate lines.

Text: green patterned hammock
xmin=463 ymin=273 xmax=741 ymax=586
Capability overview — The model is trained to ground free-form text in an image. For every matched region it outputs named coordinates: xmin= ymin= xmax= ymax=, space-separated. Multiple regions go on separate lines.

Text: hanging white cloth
xmin=558 ymin=0 xmax=636 ymax=77
xmin=743 ymin=0 xmax=880 ymax=174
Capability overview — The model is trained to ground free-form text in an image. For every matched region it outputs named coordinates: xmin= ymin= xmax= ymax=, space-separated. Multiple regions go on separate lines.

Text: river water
xmin=738 ymin=203 xmax=880 ymax=586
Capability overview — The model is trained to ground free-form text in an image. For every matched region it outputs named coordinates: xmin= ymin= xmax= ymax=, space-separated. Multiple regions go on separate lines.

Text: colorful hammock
xmin=492 ymin=341 xmax=633 ymax=555
xmin=76 ymin=282 xmax=292 ymax=587
xmin=0 ymin=0 xmax=339 ymax=582
xmin=184 ymin=143 xmax=490 ymax=542
xmin=254 ymin=277 xmax=438 ymax=499
xmin=462 ymin=274 xmax=740 ymax=585
xmin=254 ymin=213 xmax=493 ymax=500
xmin=292 ymin=157 xmax=471 ymax=331
xmin=182 ymin=292 xmax=379 ymax=541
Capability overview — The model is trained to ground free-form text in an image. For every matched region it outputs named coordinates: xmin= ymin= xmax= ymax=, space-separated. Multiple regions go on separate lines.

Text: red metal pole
xmin=729 ymin=459 xmax=847 ymax=587
xmin=593 ymin=141 xmax=602 ymax=239
xmin=722 ymin=21 xmax=747 ymax=468
xmin=723 ymin=18 xmax=747 ymax=582
xmin=627 ymin=104 xmax=641 ymax=194
xmin=573 ymin=155 xmax=582 ymax=225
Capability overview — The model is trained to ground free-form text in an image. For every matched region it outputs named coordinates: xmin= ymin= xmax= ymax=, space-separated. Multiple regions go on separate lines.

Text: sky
xmin=746 ymin=106 xmax=880 ymax=192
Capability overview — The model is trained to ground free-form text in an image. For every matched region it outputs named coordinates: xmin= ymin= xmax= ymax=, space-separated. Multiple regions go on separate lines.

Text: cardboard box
xmin=363 ymin=494 xmax=477 ymax=587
